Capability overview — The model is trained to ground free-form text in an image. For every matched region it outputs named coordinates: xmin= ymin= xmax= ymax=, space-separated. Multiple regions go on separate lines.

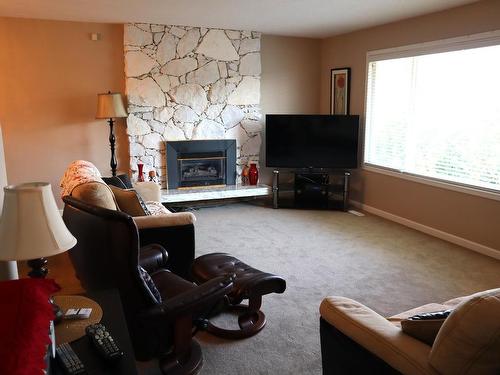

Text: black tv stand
xmin=272 ymin=170 xmax=350 ymax=211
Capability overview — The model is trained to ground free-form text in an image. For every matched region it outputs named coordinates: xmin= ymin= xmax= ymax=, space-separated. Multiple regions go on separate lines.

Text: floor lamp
xmin=96 ymin=92 xmax=128 ymax=177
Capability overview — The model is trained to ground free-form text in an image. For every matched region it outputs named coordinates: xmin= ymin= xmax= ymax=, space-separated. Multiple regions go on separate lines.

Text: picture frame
xmin=330 ymin=67 xmax=351 ymax=115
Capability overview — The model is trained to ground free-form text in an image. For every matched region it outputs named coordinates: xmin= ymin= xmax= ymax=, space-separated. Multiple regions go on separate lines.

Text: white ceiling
xmin=0 ymin=0 xmax=478 ymax=38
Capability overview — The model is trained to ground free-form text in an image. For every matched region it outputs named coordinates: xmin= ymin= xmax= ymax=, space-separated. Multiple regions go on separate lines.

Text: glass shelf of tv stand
xmin=273 ymin=170 xmax=350 ymax=211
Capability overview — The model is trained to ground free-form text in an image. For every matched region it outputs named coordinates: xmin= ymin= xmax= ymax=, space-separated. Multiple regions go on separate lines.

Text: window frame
xmin=362 ymin=29 xmax=500 ymax=202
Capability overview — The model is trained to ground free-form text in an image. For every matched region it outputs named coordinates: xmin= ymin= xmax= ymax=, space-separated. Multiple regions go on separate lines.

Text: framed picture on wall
xmin=330 ymin=68 xmax=351 ymax=115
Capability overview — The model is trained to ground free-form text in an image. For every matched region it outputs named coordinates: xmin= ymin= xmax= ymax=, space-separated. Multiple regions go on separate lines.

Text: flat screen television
xmin=265 ymin=114 xmax=359 ymax=169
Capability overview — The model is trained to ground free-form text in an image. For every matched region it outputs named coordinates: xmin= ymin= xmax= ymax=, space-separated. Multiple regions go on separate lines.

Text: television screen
xmin=265 ymin=114 xmax=359 ymax=168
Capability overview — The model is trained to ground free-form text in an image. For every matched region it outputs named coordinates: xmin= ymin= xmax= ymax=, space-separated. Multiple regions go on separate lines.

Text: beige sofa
xmin=319 ymin=288 xmax=500 ymax=374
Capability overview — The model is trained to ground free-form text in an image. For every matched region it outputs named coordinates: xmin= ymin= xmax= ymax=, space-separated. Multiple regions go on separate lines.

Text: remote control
xmin=85 ymin=323 xmax=123 ymax=361
xmin=56 ymin=342 xmax=86 ymax=374
xmin=409 ymin=309 xmax=452 ymax=320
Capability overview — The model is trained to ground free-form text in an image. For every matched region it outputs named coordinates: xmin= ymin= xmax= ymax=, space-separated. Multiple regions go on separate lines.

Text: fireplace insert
xmin=166 ymin=140 xmax=236 ymax=189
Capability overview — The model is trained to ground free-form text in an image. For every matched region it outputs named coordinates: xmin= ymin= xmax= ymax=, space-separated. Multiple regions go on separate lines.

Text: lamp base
xmin=27 ymin=257 xmax=48 ymax=278
xmin=27 ymin=257 xmax=63 ymax=324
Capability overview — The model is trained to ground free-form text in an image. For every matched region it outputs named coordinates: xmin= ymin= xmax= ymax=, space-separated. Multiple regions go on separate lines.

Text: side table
xmin=51 ymin=289 xmax=137 ymax=375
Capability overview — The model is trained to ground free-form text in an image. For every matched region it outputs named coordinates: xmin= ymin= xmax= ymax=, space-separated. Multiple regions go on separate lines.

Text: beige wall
xmin=261 ymin=35 xmax=321 ymax=115
xmin=320 ymin=0 xmax=500 ymax=250
xmin=260 ymin=35 xmax=321 ymax=183
xmin=0 ymin=22 xmax=320 ymax=193
xmin=0 ymin=17 xmax=126 ymax=203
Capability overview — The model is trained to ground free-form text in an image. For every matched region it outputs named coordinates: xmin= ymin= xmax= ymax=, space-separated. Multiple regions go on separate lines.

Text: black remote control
xmin=408 ymin=309 xmax=452 ymax=320
xmin=56 ymin=342 xmax=86 ymax=374
xmin=85 ymin=323 xmax=123 ymax=361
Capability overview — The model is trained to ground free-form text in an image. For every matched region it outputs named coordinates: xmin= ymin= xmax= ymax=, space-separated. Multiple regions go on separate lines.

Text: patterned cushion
xmin=139 ymin=266 xmax=162 ymax=304
xmin=145 ymin=201 xmax=171 ymax=216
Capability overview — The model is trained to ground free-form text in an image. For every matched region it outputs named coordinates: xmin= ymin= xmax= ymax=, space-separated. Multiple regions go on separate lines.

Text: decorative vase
xmin=137 ymin=163 xmax=145 ymax=182
xmin=248 ymin=163 xmax=258 ymax=185
xmin=241 ymin=164 xmax=250 ymax=185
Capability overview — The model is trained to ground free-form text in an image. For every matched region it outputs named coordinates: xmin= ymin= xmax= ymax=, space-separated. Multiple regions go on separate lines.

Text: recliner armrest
xmin=133 ymin=213 xmax=196 ymax=228
xmin=141 ymin=275 xmax=234 ymax=320
xmin=139 ymin=244 xmax=168 ymax=274
xmin=320 ymin=297 xmax=437 ymax=375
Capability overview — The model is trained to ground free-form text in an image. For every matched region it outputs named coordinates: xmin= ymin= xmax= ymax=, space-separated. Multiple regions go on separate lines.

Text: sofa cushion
xmin=109 ymin=185 xmax=150 ymax=217
xmin=429 ymin=288 xmax=500 ymax=375
xmin=71 ymin=182 xmax=118 ymax=210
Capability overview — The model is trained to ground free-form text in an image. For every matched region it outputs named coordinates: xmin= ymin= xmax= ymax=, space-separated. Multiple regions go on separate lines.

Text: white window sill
xmin=362 ymin=165 xmax=500 ymax=202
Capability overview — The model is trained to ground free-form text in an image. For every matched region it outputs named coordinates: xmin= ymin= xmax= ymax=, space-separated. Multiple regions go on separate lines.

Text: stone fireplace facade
xmin=124 ymin=23 xmax=262 ymax=187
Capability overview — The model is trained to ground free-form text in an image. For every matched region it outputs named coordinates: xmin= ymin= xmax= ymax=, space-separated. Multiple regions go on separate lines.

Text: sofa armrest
xmin=133 ymin=212 xmax=196 ymax=228
xmin=133 ymin=181 xmax=161 ymax=202
xmin=139 ymin=244 xmax=168 ymax=274
xmin=320 ymin=297 xmax=437 ymax=375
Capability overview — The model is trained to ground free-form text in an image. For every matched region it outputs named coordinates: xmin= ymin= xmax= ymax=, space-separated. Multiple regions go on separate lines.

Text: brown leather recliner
xmin=62 ymin=196 xmax=233 ymax=374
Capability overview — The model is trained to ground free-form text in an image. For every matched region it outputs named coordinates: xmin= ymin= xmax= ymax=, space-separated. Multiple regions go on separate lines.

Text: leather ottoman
xmin=191 ymin=253 xmax=286 ymax=339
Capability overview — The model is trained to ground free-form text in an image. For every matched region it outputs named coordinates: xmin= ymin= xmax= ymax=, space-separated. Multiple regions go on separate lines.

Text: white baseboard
xmin=350 ymin=200 xmax=500 ymax=260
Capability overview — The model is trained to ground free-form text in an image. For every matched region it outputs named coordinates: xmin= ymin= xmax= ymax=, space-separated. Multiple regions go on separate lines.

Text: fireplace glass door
xmin=178 ymin=154 xmax=226 ymax=188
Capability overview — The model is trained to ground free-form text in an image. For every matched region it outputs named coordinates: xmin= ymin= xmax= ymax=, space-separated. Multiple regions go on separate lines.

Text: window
xmin=364 ymin=32 xmax=500 ymax=195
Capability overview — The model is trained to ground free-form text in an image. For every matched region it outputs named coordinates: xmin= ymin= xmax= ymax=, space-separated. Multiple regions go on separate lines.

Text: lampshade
xmin=0 ymin=182 xmax=77 ymax=261
xmin=95 ymin=92 xmax=127 ymax=119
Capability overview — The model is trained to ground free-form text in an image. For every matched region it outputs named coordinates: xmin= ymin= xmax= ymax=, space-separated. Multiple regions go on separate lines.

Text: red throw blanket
xmin=0 ymin=278 xmax=60 ymax=375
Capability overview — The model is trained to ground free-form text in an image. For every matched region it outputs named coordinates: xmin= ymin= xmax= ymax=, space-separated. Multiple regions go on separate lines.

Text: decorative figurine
xmin=242 ymin=164 xmax=250 ymax=185
xmin=148 ymin=170 xmax=157 ymax=183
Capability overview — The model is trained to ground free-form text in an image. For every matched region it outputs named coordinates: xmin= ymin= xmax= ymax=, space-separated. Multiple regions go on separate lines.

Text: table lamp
xmin=0 ymin=182 xmax=77 ymax=278
xmin=96 ymin=92 xmax=128 ymax=177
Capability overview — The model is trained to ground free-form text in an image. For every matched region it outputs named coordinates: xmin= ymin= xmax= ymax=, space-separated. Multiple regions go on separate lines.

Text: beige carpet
xmin=139 ymin=202 xmax=500 ymax=374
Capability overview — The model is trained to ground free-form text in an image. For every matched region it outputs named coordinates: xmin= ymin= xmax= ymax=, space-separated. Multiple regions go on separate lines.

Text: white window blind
xmin=365 ymin=40 xmax=500 ymax=193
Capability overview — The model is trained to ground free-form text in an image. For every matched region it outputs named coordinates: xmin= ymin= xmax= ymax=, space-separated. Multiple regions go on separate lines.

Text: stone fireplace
xmin=166 ymin=140 xmax=236 ymax=189
xmin=124 ymin=23 xmax=262 ymax=187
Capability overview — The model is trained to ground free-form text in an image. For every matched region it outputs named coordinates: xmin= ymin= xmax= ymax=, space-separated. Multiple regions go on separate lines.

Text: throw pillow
xmin=401 ymin=310 xmax=452 ymax=346
xmin=138 ymin=266 xmax=162 ymax=304
xmin=109 ymin=185 xmax=151 ymax=216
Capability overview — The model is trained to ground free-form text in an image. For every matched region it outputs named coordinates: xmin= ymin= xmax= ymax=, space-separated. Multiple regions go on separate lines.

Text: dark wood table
xmin=51 ymin=289 xmax=137 ymax=375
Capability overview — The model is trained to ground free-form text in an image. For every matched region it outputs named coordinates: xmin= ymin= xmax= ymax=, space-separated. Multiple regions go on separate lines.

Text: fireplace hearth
xmin=166 ymin=140 xmax=236 ymax=189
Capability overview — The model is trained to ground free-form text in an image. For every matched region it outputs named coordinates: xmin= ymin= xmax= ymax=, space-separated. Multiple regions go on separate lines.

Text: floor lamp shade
xmin=0 ymin=183 xmax=77 ymax=261
xmin=96 ymin=92 xmax=127 ymax=119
